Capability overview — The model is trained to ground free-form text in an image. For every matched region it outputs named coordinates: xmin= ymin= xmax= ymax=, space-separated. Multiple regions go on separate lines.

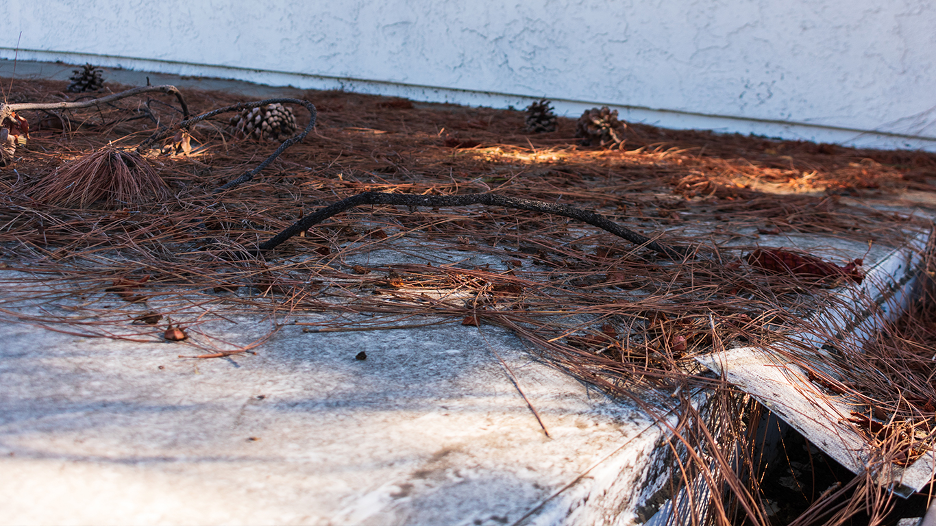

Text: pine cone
xmin=230 ymin=103 xmax=298 ymax=142
xmin=525 ymin=98 xmax=557 ymax=133
xmin=67 ymin=64 xmax=105 ymax=93
xmin=575 ymin=107 xmax=626 ymax=148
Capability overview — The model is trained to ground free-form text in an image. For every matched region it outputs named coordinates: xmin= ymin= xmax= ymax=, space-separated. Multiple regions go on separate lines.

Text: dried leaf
xmin=133 ymin=312 xmax=162 ymax=325
xmin=671 ymin=335 xmax=687 ymax=352
xmin=847 ymin=412 xmax=885 ymax=434
xmin=492 ymin=283 xmax=523 ymax=295
xmin=107 ymin=275 xmax=151 ymax=302
xmin=806 ymin=369 xmax=848 ymax=394
xmin=746 ymin=248 xmax=863 ymax=284
xmin=164 ymin=325 xmax=187 ymax=341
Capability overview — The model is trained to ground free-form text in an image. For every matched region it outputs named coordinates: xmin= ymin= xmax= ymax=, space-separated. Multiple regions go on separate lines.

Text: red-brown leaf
xmin=746 ymin=248 xmax=863 ymax=284
xmin=671 ymin=335 xmax=687 ymax=352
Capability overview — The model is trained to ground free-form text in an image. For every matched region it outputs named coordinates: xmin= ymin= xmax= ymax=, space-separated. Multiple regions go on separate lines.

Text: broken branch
xmin=0 ymin=84 xmax=189 ymax=123
xmin=257 ymin=191 xmax=688 ymax=258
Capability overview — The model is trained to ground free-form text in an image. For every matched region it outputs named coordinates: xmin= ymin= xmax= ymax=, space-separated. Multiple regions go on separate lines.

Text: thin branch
xmin=257 ymin=191 xmax=688 ymax=258
xmin=0 ymin=85 xmax=189 ymax=122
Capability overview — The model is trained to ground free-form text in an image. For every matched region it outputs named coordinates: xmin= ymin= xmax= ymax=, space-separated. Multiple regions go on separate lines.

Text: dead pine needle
xmin=32 ymin=146 xmax=168 ymax=208
xmin=1 ymin=78 xmax=934 ymax=526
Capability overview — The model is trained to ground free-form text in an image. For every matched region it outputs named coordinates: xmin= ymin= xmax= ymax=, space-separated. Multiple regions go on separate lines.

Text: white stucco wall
xmin=3 ymin=1 xmax=935 ymax=150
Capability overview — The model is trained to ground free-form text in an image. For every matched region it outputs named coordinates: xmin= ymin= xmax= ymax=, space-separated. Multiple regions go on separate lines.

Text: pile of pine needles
xmin=1 ymin=75 xmax=936 ymax=525
xmin=31 ymin=146 xmax=167 ymax=207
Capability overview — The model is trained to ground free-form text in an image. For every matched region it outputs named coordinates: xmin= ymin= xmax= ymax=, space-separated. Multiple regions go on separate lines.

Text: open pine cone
xmin=575 ymin=107 xmax=626 ymax=148
xmin=67 ymin=64 xmax=105 ymax=93
xmin=525 ymin=99 xmax=557 ymax=133
xmin=230 ymin=103 xmax=298 ymax=142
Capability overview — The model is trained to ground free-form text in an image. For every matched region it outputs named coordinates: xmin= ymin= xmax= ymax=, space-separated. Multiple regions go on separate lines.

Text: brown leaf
xmin=167 ymin=130 xmax=193 ymax=155
xmin=107 ymin=275 xmax=150 ymax=302
xmin=847 ymin=412 xmax=884 ymax=434
xmin=133 ymin=312 xmax=162 ymax=325
xmin=180 ymin=132 xmax=192 ymax=155
xmin=645 ymin=311 xmax=669 ymax=327
xmin=106 ymin=275 xmax=150 ymax=292
xmin=807 ymin=369 xmax=847 ymax=394
xmin=746 ymin=248 xmax=863 ymax=284
xmin=872 ymin=406 xmax=889 ymax=420
xmin=492 ymin=283 xmax=523 ymax=295
xmin=118 ymin=292 xmax=147 ymax=303
xmin=164 ymin=325 xmax=187 ymax=341
xmin=671 ymin=335 xmax=687 ymax=352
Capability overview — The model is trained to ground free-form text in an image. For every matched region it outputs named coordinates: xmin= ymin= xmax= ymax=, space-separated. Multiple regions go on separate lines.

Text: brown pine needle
xmin=32 ymin=146 xmax=168 ymax=208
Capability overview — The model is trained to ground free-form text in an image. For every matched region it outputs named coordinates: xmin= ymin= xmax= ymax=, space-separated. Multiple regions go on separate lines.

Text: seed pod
xmin=524 ymin=99 xmax=557 ymax=133
xmin=230 ymin=103 xmax=298 ymax=142
xmin=164 ymin=324 xmax=187 ymax=341
xmin=575 ymin=106 xmax=626 ymax=148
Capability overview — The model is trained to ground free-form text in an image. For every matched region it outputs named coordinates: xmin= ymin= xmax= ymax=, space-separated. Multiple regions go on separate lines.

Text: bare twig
xmin=0 ymin=84 xmax=189 ymax=122
xmin=258 ymin=191 xmax=688 ymax=258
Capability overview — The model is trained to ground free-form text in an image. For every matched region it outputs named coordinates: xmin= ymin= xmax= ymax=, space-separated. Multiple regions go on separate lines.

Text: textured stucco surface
xmin=2 ymin=1 xmax=935 ymax=149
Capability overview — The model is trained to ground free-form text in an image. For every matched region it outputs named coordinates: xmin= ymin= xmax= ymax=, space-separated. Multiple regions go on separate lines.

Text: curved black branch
xmin=257 ymin=191 xmax=687 ymax=259
xmin=136 ymin=98 xmax=317 ymax=192
xmin=0 ymin=85 xmax=189 ymax=122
